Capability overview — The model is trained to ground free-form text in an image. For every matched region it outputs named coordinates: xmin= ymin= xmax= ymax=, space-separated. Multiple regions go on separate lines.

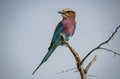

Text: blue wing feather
xmin=48 ymin=22 xmax=63 ymax=49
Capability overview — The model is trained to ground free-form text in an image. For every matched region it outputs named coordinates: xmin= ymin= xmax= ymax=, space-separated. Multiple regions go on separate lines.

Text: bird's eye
xmin=67 ymin=11 xmax=71 ymax=13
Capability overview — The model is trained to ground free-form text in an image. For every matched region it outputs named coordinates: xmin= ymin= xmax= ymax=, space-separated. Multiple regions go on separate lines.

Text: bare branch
xmin=85 ymin=55 xmax=98 ymax=73
xmin=60 ymin=33 xmax=87 ymax=79
xmin=59 ymin=25 xmax=120 ymax=79
xmin=56 ymin=68 xmax=77 ymax=74
xmin=99 ymin=47 xmax=120 ymax=56
xmin=60 ymin=34 xmax=80 ymax=61
xmin=81 ymin=25 xmax=120 ymax=64
xmin=88 ymin=75 xmax=96 ymax=77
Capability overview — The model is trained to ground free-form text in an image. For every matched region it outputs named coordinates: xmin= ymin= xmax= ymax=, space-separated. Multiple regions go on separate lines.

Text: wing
xmin=48 ymin=22 xmax=63 ymax=50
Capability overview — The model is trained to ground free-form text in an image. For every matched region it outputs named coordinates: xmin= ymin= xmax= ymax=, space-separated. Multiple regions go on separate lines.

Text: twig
xmin=85 ymin=55 xmax=98 ymax=73
xmin=99 ymin=47 xmax=120 ymax=56
xmin=56 ymin=68 xmax=77 ymax=74
xmin=81 ymin=25 xmax=120 ymax=64
xmin=88 ymin=75 xmax=96 ymax=77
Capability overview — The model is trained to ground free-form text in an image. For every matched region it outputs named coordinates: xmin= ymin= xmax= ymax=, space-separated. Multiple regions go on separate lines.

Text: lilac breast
xmin=62 ymin=18 xmax=76 ymax=36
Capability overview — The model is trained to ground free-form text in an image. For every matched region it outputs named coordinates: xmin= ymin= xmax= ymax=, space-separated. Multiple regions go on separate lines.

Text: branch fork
xmin=60 ymin=34 xmax=97 ymax=79
xmin=60 ymin=25 xmax=120 ymax=79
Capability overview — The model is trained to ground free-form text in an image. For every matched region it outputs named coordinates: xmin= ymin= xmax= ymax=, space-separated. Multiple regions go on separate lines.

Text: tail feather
xmin=32 ymin=47 xmax=56 ymax=75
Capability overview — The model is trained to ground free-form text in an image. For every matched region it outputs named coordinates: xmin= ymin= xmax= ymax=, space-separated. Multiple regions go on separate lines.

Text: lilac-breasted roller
xmin=32 ymin=8 xmax=76 ymax=75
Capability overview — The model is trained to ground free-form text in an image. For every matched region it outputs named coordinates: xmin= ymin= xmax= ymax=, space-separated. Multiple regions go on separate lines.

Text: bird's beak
xmin=58 ymin=10 xmax=64 ymax=14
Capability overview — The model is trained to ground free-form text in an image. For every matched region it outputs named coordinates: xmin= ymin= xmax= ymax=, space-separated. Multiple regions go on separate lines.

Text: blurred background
xmin=0 ymin=0 xmax=120 ymax=79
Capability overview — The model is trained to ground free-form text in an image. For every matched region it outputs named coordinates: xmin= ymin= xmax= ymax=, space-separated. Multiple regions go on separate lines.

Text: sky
xmin=0 ymin=0 xmax=120 ymax=79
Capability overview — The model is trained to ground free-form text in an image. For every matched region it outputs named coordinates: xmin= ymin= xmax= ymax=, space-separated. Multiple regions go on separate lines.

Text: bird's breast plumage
xmin=62 ymin=18 xmax=76 ymax=36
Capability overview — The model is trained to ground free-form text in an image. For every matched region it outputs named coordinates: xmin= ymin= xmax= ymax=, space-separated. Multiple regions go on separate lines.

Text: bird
xmin=32 ymin=8 xmax=76 ymax=75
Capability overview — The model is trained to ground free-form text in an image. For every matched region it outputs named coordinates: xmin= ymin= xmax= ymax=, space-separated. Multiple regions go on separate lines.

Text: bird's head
xmin=58 ymin=8 xmax=76 ymax=19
